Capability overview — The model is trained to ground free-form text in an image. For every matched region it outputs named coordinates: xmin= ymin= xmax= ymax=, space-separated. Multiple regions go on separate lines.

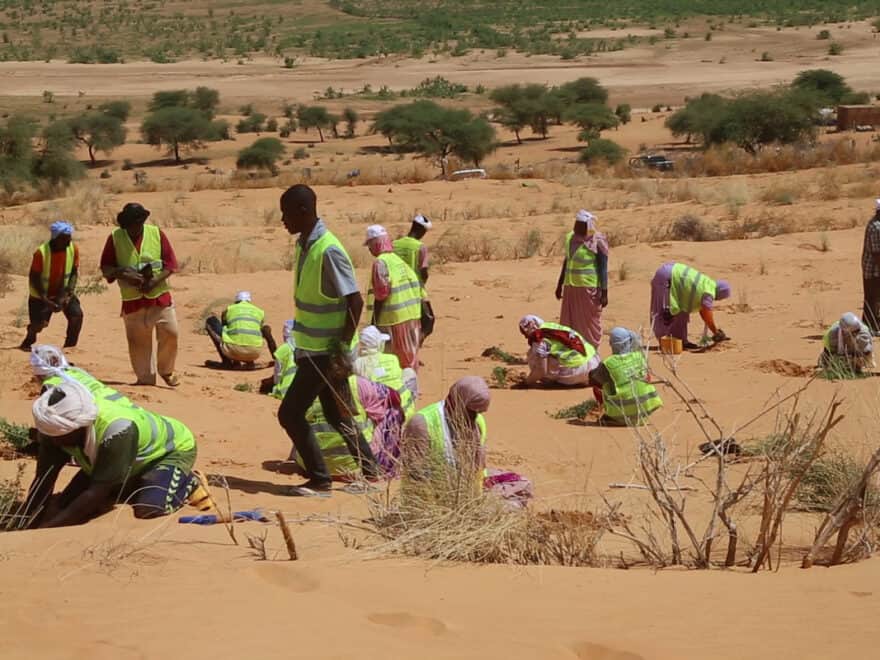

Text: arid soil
xmin=2 ymin=18 xmax=880 ymax=660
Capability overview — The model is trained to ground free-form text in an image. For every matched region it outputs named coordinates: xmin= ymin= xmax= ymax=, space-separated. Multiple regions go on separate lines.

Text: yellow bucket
xmin=660 ymin=336 xmax=683 ymax=355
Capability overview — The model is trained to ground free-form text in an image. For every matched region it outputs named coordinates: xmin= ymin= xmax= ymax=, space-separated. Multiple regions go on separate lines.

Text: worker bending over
xmin=590 ymin=327 xmax=663 ymax=426
xmin=205 ymin=291 xmax=277 ymax=369
xmin=651 ymin=262 xmax=731 ymax=348
xmin=820 ymin=312 xmax=875 ymax=374
xmin=352 ymin=325 xmax=416 ymax=418
xmin=24 ymin=381 xmax=198 ymax=527
xmin=518 ymin=315 xmax=599 ymax=387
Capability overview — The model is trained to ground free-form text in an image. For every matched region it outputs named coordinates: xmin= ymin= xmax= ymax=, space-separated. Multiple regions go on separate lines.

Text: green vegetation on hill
xmin=0 ymin=0 xmax=877 ymax=63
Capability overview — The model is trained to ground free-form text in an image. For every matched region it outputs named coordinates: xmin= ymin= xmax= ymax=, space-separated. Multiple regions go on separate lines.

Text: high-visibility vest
xmin=221 ymin=301 xmax=265 ymax=348
xmin=602 ymin=351 xmax=663 ymax=426
xmin=416 ymin=401 xmax=487 ymax=478
xmin=669 ymin=263 xmax=717 ymax=316
xmin=295 ymin=375 xmax=372 ymax=477
xmin=538 ymin=321 xmax=596 ymax=369
xmin=270 ymin=342 xmax=297 ymax=400
xmin=63 ymin=399 xmax=195 ymax=477
xmin=111 ymin=225 xmax=170 ymax=301
xmin=43 ymin=367 xmax=135 ymax=408
xmin=29 ymin=242 xmax=75 ymax=299
xmin=363 ymin=352 xmax=415 ymax=419
xmin=563 ymin=231 xmax=599 ymax=288
xmin=293 ymin=230 xmax=350 ymax=352
xmin=392 ymin=236 xmax=424 ymax=283
xmin=367 ymin=253 xmax=422 ymax=327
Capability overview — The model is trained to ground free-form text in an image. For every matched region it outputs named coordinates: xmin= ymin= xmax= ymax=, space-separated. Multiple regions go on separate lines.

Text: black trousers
xmin=863 ymin=277 xmax=880 ymax=333
xmin=277 ymin=354 xmax=378 ymax=483
xmin=204 ymin=315 xmax=226 ymax=361
xmin=24 ymin=295 xmax=83 ymax=348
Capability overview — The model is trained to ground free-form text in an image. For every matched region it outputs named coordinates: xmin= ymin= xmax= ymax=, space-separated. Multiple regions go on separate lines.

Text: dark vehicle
xmin=629 ymin=154 xmax=674 ymax=171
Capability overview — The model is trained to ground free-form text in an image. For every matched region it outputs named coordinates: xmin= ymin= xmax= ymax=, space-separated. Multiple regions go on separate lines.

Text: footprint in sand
xmin=570 ymin=641 xmax=645 ymax=660
xmin=367 ymin=612 xmax=448 ymax=636
xmin=252 ymin=563 xmax=320 ymax=593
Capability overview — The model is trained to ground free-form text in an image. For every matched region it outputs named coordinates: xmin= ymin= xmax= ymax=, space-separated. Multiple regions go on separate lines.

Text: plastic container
xmin=660 ymin=336 xmax=683 ymax=355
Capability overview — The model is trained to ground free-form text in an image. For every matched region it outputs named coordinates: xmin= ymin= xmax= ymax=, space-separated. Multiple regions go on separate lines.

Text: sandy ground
xmin=2 ymin=19 xmax=880 ymax=660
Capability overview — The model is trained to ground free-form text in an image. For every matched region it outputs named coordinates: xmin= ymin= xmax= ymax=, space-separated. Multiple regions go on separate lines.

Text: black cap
xmin=117 ymin=203 xmax=150 ymax=226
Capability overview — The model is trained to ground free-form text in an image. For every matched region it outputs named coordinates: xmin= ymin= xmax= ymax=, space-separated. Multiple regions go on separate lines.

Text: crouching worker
xmin=590 ymin=327 xmax=662 ymax=426
xmin=24 ymin=381 xmax=198 ymax=527
xmin=353 ymin=325 xmax=416 ymax=419
xmin=264 ymin=320 xmax=296 ymax=397
xmin=820 ymin=312 xmax=875 ymax=375
xmin=401 ymin=377 xmax=490 ymax=502
xmin=518 ymin=315 xmax=600 ymax=387
xmin=206 ymin=291 xmax=277 ymax=369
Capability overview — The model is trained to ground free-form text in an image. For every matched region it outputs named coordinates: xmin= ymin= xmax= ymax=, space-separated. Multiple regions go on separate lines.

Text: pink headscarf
xmin=367 ymin=234 xmax=394 ymax=256
xmin=571 ymin=209 xmax=609 ymax=255
xmin=446 ymin=376 xmax=491 ymax=415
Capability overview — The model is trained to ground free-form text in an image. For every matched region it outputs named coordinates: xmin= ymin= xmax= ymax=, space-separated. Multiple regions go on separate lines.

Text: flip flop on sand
xmin=340 ymin=481 xmax=378 ymax=495
xmin=285 ymin=484 xmax=332 ymax=498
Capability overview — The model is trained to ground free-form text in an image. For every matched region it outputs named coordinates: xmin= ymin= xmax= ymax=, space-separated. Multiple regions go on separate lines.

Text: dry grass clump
xmin=0 ymin=464 xmax=32 ymax=532
xmin=41 ymin=182 xmax=115 ymax=225
xmin=666 ymin=214 xmax=722 ymax=242
xmin=0 ymin=226 xmax=45 ymax=287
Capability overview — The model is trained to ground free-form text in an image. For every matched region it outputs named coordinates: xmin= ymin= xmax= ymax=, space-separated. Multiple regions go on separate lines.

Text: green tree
xmin=565 ymin=103 xmax=619 ymax=141
xmin=0 ymin=115 xmax=37 ymax=187
xmin=615 ymin=103 xmax=632 ymax=125
xmin=580 ymin=138 xmax=626 ymax=165
xmin=555 ymin=77 xmax=609 ymax=106
xmin=665 ymin=93 xmax=726 ymax=144
xmin=236 ymin=137 xmax=285 ymax=175
xmin=69 ymin=112 xmax=127 ymax=165
xmin=236 ymin=112 xmax=267 ymax=133
xmin=141 ymin=106 xmax=213 ymax=162
xmin=33 ymin=120 xmax=84 ymax=184
xmin=490 ymin=83 xmax=552 ymax=143
xmin=192 ymin=86 xmax=220 ymax=119
xmin=791 ymin=69 xmax=852 ymax=105
xmin=342 ymin=107 xmax=359 ymax=138
xmin=97 ymin=100 xmax=131 ymax=122
xmin=296 ymin=105 xmax=332 ymax=142
xmin=149 ymin=89 xmax=191 ymax=112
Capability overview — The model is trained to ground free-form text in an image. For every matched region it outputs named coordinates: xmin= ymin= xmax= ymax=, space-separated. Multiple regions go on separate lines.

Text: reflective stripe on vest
xmin=44 ymin=368 xmax=136 ymax=408
xmin=293 ymin=231 xmax=350 ymax=352
xmin=669 ymin=263 xmax=716 ymax=316
xmin=563 ymin=232 xmax=599 ymax=288
xmin=296 ymin=375 xmax=371 ymax=477
xmin=417 ymin=401 xmax=487 ymax=476
xmin=602 ymin=351 xmax=662 ymax=425
xmin=271 ymin=342 xmax=297 ymax=400
xmin=111 ymin=225 xmax=169 ymax=301
xmin=222 ymin=301 xmax=265 ymax=348
xmin=369 ymin=353 xmax=414 ymax=419
xmin=66 ymin=400 xmax=195 ymax=476
xmin=367 ymin=253 xmax=422 ymax=326
xmin=539 ymin=322 xmax=595 ymax=369
xmin=392 ymin=236 xmax=424 ymax=283
xmin=29 ymin=242 xmax=74 ymax=298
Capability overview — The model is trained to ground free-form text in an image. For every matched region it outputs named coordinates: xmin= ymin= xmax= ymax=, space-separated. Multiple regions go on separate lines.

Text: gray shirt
xmin=295 ymin=219 xmax=359 ymax=359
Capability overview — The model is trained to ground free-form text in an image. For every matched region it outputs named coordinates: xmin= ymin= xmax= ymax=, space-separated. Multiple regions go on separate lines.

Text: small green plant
xmin=0 ymin=418 xmax=30 ymax=451
xmin=828 ymin=42 xmax=843 ymax=55
xmin=760 ymin=51 xmax=774 ymax=61
xmin=818 ymin=355 xmax=868 ymax=381
xmin=75 ymin=275 xmax=108 ymax=296
xmin=491 ymin=366 xmax=509 ymax=389
xmin=816 ymin=29 xmax=831 ymax=40
xmin=233 ymin=382 xmax=254 ymax=392
xmin=550 ymin=400 xmax=597 ymax=420
xmin=481 ymin=346 xmax=526 ymax=365
xmin=819 ymin=232 xmax=831 ymax=252
xmin=293 ymin=147 xmax=309 ymax=160
xmin=617 ymin=260 xmax=629 ymax=282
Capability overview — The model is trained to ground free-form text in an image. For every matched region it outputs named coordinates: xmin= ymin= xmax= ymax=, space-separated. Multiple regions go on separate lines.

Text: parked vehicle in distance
xmin=629 ymin=154 xmax=674 ymax=171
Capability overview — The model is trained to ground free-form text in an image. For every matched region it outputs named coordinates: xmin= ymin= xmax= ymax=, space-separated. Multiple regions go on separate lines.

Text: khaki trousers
xmin=123 ymin=305 xmax=179 ymax=385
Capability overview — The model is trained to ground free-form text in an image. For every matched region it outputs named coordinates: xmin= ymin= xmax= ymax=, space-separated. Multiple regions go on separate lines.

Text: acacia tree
xmin=342 ymin=107 xmax=359 ymax=138
xmin=565 ymin=103 xmax=619 ymax=142
xmin=69 ymin=111 xmax=127 ymax=165
xmin=296 ymin=105 xmax=332 ymax=142
xmin=236 ymin=137 xmax=285 ymax=175
xmin=141 ymin=106 xmax=213 ymax=162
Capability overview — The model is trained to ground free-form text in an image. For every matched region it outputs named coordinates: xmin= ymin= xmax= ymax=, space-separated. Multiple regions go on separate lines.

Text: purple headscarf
xmin=715 ymin=280 xmax=732 ymax=300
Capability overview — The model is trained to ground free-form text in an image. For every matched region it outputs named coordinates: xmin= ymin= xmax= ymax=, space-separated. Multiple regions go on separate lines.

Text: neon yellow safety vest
xmin=563 ymin=231 xmax=599 ymax=288
xmin=296 ymin=375 xmax=372 ymax=477
xmin=29 ymin=242 xmax=75 ymax=299
xmin=539 ymin=322 xmax=596 ymax=369
xmin=111 ymin=225 xmax=170 ymax=301
xmin=221 ymin=301 xmax=265 ymax=348
xmin=417 ymin=401 xmax=487 ymax=479
xmin=392 ymin=236 xmax=425 ymax=283
xmin=271 ymin=342 xmax=297 ymax=400
xmin=602 ymin=351 xmax=663 ymax=426
xmin=367 ymin=253 xmax=422 ymax=327
xmin=364 ymin=352 xmax=415 ymax=419
xmin=669 ymin=263 xmax=717 ymax=316
xmin=43 ymin=367 xmax=135 ymax=408
xmin=293 ymin=231 xmax=350 ymax=352
xmin=63 ymin=399 xmax=195 ymax=476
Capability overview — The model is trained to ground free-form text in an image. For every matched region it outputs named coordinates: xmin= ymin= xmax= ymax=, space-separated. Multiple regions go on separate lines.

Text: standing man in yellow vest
xmin=365 ymin=224 xmax=423 ymax=370
xmin=101 ymin=203 xmax=180 ymax=387
xmin=20 ymin=221 xmax=83 ymax=351
xmin=392 ymin=214 xmax=431 ymax=285
xmin=205 ymin=291 xmax=277 ymax=369
xmin=650 ymin=262 xmax=731 ymax=349
xmin=277 ymin=185 xmax=379 ymax=496
xmin=555 ymin=210 xmax=609 ymax=349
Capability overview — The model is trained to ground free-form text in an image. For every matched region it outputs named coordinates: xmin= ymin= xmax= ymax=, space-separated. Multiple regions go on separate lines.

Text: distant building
xmin=837 ymin=105 xmax=880 ymax=131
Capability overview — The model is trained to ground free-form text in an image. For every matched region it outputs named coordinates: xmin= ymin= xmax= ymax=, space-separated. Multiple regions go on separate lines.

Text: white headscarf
xmin=235 ymin=291 xmax=252 ymax=303
xmin=30 ymin=344 xmax=69 ymax=378
xmin=518 ymin=315 xmax=544 ymax=336
xmin=32 ymin=381 xmax=99 ymax=463
xmin=358 ymin=325 xmax=391 ymax=356
xmin=575 ymin=209 xmax=597 ymax=232
xmin=282 ymin=319 xmax=295 ymax=346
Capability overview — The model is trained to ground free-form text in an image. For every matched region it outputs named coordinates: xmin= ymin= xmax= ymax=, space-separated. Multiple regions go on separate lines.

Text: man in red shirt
xmin=20 ymin=221 xmax=83 ymax=351
xmin=100 ymin=203 xmax=180 ymax=387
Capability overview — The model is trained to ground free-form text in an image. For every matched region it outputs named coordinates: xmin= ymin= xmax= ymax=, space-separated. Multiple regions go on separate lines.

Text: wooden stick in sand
xmin=275 ymin=511 xmax=298 ymax=560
